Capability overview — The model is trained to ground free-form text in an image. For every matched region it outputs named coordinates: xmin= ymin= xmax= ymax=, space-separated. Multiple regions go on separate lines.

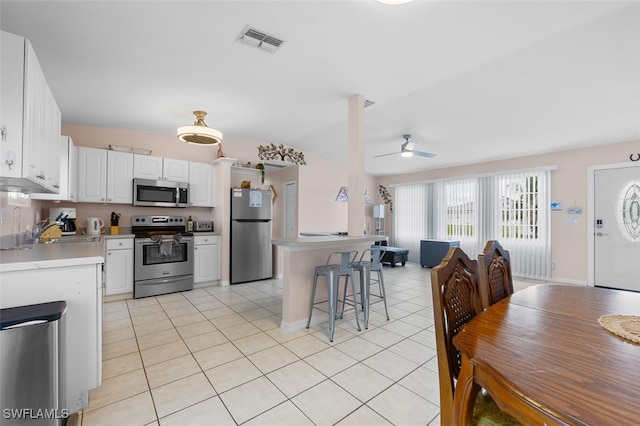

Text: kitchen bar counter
xmin=272 ymin=234 xmax=387 ymax=331
xmin=273 ymin=234 xmax=385 ymax=250
xmin=0 ymin=237 xmax=104 ymax=413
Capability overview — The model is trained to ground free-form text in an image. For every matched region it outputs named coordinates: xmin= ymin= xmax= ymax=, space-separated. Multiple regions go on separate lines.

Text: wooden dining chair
xmin=431 ymin=247 xmax=520 ymax=426
xmin=477 ymin=240 xmax=514 ymax=310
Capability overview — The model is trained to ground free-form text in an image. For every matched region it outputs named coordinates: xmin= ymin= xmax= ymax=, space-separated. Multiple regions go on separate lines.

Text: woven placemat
xmin=599 ymin=315 xmax=640 ymax=343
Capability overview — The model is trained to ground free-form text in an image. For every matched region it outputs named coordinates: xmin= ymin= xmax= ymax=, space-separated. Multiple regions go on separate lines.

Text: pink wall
xmin=377 ymin=139 xmax=640 ymax=284
xmin=298 ymin=155 xmax=380 ymax=234
xmin=61 ymin=125 xmax=219 ymax=163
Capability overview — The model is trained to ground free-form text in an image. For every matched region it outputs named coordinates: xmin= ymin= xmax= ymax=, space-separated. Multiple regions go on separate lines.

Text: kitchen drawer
xmin=106 ymin=238 xmax=134 ymax=250
xmin=194 ymin=235 xmax=219 ymax=246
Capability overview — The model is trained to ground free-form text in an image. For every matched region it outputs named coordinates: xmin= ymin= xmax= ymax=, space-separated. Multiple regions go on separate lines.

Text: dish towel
xmin=151 ymin=235 xmax=177 ymax=256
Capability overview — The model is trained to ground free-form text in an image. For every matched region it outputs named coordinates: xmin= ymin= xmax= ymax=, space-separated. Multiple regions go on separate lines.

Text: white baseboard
xmin=280 ymin=313 xmax=328 ymax=332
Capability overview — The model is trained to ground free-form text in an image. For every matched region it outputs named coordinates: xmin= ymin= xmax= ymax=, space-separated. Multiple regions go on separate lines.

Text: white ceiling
xmin=1 ymin=1 xmax=638 ymax=176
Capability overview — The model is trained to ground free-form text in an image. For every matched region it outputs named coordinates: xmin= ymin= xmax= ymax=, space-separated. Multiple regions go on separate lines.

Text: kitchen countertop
xmin=272 ymin=234 xmax=387 ymax=250
xmin=102 ymin=230 xmax=221 ymax=238
xmin=104 ymin=233 xmax=135 ymax=239
xmin=0 ymin=237 xmax=105 ymax=273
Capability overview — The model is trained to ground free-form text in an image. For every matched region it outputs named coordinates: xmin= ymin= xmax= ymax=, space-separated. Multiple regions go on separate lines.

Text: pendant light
xmin=177 ymin=111 xmax=223 ymax=145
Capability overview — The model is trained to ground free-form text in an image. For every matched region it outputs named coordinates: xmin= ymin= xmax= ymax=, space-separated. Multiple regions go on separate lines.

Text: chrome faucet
xmin=32 ymin=218 xmax=64 ymax=242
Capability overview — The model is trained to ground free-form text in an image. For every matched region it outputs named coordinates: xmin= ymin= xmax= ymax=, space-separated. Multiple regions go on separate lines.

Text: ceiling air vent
xmin=237 ymin=26 xmax=285 ymax=54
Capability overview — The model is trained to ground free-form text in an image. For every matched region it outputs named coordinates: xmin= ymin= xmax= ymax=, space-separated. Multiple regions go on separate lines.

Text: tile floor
xmin=79 ymin=262 xmax=538 ymax=426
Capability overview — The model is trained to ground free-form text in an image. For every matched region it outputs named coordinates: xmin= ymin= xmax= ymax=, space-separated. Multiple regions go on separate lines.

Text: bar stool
xmin=306 ymin=250 xmax=361 ymax=342
xmin=346 ymin=246 xmax=390 ymax=329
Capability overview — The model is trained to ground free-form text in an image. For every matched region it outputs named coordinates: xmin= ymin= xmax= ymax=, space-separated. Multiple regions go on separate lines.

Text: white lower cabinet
xmin=194 ymin=235 xmax=220 ymax=283
xmin=104 ymin=237 xmax=134 ymax=295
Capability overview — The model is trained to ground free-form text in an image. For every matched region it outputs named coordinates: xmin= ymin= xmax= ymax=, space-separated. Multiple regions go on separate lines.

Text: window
xmin=497 ymin=173 xmax=542 ymax=241
xmin=393 ymin=168 xmax=551 ymax=279
xmin=618 ymin=181 xmax=640 ymax=242
xmin=494 ymin=170 xmax=550 ymax=279
xmin=433 ymin=178 xmax=480 ymax=257
xmin=443 ymin=179 xmax=477 ymax=239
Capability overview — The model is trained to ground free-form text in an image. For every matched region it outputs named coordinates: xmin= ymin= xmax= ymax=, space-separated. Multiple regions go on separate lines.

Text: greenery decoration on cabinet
xmin=257 ymin=143 xmax=307 ymax=165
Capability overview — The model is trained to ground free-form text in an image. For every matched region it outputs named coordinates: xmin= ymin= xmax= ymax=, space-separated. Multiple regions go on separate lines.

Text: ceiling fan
xmin=374 ymin=134 xmax=436 ymax=159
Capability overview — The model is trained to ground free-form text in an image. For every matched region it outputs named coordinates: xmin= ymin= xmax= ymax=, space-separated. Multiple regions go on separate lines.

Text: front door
xmin=594 ymin=165 xmax=640 ymax=291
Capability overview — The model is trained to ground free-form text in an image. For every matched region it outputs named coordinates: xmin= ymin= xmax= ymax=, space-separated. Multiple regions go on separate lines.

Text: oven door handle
xmin=142 ymin=275 xmax=192 ymax=285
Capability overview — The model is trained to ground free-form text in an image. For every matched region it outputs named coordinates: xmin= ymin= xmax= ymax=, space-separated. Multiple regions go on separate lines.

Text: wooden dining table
xmin=452 ymin=284 xmax=640 ymax=426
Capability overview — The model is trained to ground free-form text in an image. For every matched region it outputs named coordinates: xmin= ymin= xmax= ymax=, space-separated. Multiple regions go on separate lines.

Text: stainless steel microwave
xmin=133 ymin=178 xmax=189 ymax=207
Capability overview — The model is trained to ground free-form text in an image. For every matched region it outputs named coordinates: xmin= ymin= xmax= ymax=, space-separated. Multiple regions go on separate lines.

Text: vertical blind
xmin=494 ymin=170 xmax=550 ymax=279
xmin=433 ymin=178 xmax=480 ymax=257
xmin=394 ymin=184 xmax=429 ymax=262
xmin=393 ymin=169 xmax=551 ymax=279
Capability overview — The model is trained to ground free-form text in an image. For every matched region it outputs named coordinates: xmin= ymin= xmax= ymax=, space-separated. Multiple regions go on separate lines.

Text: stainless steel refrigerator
xmin=230 ymin=188 xmax=273 ymax=284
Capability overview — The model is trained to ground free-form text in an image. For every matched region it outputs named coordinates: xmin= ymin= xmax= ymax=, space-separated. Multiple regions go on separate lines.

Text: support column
xmin=347 ymin=94 xmax=366 ymax=236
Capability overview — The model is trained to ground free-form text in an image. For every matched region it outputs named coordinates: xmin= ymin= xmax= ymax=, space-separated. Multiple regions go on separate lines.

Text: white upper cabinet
xmin=0 ymin=31 xmax=61 ymax=194
xmin=134 ymin=155 xmax=189 ymax=182
xmin=189 ymin=161 xmax=215 ymax=207
xmin=77 ymin=147 xmax=107 ymax=203
xmin=133 ymin=155 xmax=163 ymax=180
xmin=163 ymin=158 xmax=189 ymax=182
xmin=106 ymin=150 xmax=134 ymax=203
xmin=78 ymin=147 xmax=133 ymax=204
xmin=31 ymin=136 xmax=77 ymax=202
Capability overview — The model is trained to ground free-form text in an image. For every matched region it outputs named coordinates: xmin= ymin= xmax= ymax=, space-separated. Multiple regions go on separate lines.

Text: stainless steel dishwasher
xmin=1 ymin=301 xmax=67 ymax=425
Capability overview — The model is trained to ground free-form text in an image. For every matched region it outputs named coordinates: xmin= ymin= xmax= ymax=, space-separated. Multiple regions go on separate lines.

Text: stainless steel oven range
xmin=132 ymin=215 xmax=194 ymax=298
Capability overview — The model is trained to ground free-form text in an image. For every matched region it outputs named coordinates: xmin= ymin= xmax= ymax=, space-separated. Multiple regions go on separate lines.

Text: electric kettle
xmin=86 ymin=217 xmax=105 ymax=236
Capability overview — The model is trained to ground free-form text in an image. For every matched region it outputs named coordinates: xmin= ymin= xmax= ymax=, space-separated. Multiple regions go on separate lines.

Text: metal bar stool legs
xmin=346 ymin=247 xmax=390 ymax=329
xmin=371 ymin=246 xmax=390 ymax=321
xmin=348 ymin=260 xmax=372 ymax=328
xmin=306 ymin=251 xmax=361 ymax=342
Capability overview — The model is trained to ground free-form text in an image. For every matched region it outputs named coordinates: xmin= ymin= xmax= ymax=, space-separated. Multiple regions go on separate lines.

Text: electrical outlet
xmin=0 ymin=207 xmax=6 ymax=224
xmin=551 ymin=260 xmax=557 ymax=269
